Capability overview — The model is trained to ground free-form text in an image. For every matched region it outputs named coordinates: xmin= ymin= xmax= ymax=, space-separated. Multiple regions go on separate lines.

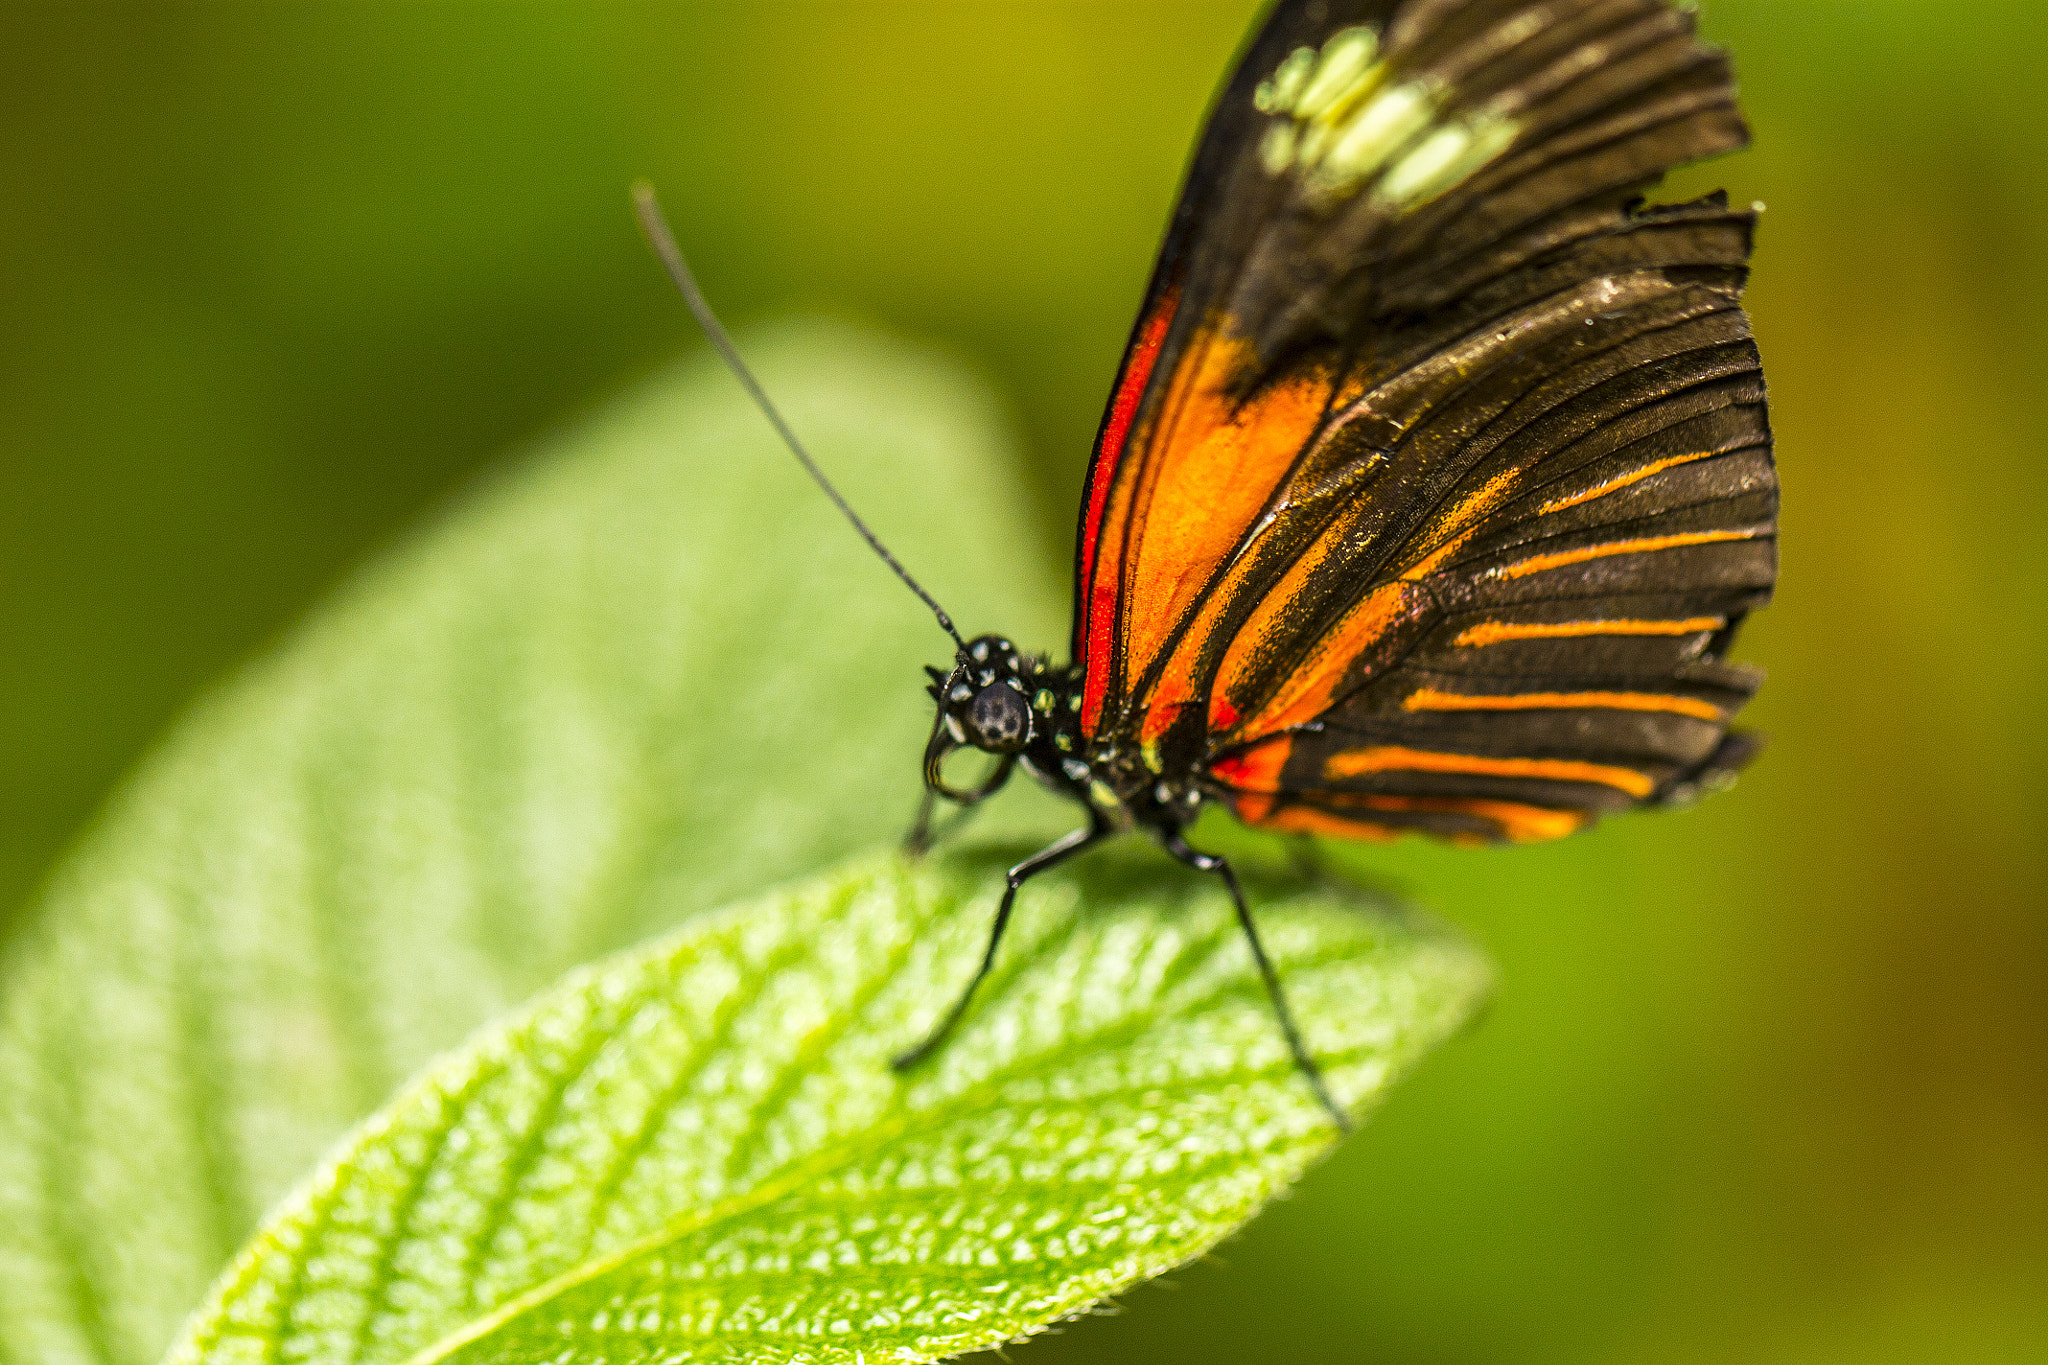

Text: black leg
xmin=907 ymin=786 xmax=981 ymax=858
xmin=906 ymin=797 xmax=985 ymax=858
xmin=892 ymin=814 xmax=1112 ymax=1071
xmin=904 ymin=774 xmax=1004 ymax=858
xmin=905 ymin=784 xmax=941 ymax=858
xmin=1164 ymin=833 xmax=1351 ymax=1133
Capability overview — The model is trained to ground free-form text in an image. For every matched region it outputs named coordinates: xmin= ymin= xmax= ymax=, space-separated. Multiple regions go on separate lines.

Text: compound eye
xmin=966 ymin=683 xmax=1031 ymax=753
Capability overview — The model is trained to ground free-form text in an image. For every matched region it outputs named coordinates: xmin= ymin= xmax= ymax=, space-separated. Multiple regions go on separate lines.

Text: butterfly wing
xmin=1073 ymin=0 xmax=1775 ymax=842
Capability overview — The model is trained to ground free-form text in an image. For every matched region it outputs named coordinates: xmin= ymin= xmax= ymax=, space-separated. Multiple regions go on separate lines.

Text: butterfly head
xmin=926 ymin=634 xmax=1033 ymax=756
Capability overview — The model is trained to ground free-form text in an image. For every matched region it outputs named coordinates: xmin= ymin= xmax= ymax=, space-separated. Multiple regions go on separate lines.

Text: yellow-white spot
xmin=1296 ymin=116 xmax=1338 ymax=167
xmin=1376 ymin=112 xmax=1518 ymax=208
xmin=1318 ymin=81 xmax=1435 ymax=190
xmin=1255 ymin=45 xmax=1317 ymax=115
xmin=1260 ymin=121 xmax=1298 ymax=175
xmin=1255 ymin=26 xmax=1520 ymax=212
xmin=1375 ymin=123 xmax=1469 ymax=205
xmin=1295 ymin=26 xmax=1380 ymax=121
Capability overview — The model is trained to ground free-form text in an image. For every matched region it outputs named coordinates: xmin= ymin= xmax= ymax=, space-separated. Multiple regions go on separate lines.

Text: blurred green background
xmin=2 ymin=2 xmax=2042 ymax=1363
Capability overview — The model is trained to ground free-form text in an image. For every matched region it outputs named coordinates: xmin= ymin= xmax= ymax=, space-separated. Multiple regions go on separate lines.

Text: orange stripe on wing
xmin=1243 ymin=794 xmax=1585 ymax=844
xmin=1401 ymin=686 xmax=1724 ymax=721
xmin=1323 ymin=746 xmax=1655 ymax=798
xmin=1140 ymin=516 xmax=1283 ymax=746
xmin=1215 ymin=580 xmax=1430 ymax=741
xmin=1495 ymin=529 xmax=1760 ymax=580
xmin=1453 ymin=616 xmax=1724 ymax=647
xmin=1400 ymin=466 xmax=1523 ymax=581
xmin=1363 ymin=795 xmax=1586 ymax=843
xmin=1246 ymin=804 xmax=1402 ymax=843
xmin=1536 ymin=451 xmax=1716 ymax=515
xmin=1138 ymin=364 xmax=1377 ymax=747
xmin=1342 ymin=794 xmax=1586 ymax=843
xmin=1114 ymin=331 xmax=1329 ymax=727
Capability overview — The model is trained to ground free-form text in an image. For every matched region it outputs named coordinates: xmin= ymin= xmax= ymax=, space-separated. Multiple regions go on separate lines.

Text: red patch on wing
xmin=1078 ymin=290 xmax=1178 ymax=736
xmin=1207 ymin=735 xmax=1293 ymax=793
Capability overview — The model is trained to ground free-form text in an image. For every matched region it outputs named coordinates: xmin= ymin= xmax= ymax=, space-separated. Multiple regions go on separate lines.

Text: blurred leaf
xmin=0 ymin=321 xmax=1069 ymax=1365
xmin=163 ymin=849 xmax=1488 ymax=1365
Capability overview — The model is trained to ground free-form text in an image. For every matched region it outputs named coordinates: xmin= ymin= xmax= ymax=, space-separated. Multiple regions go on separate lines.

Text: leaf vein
xmin=718 ymin=877 xmax=924 ymax=1187
xmin=391 ymin=926 xmax=1397 ymax=1365
xmin=579 ymin=926 xmax=817 ymax=1257
xmin=452 ymin=976 xmax=680 ymax=1314
xmin=344 ymin=1055 xmax=519 ymax=1365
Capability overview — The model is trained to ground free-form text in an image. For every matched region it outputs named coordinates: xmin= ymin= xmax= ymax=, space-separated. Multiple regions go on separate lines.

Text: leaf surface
xmin=0 ymin=322 xmax=1065 ymax=1365
xmin=165 ymin=849 xmax=1488 ymax=1365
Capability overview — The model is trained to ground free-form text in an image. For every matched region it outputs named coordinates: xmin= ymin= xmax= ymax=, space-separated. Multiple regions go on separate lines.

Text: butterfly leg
xmin=907 ymin=708 xmax=1017 ymax=856
xmin=1163 ymin=833 xmax=1351 ymax=1134
xmin=891 ymin=813 xmax=1112 ymax=1072
xmin=905 ymin=785 xmax=940 ymax=856
xmin=904 ymin=793 xmax=985 ymax=859
xmin=903 ymin=785 xmax=969 ymax=858
xmin=905 ymin=711 xmax=954 ymax=856
xmin=903 ymin=759 xmax=1011 ymax=857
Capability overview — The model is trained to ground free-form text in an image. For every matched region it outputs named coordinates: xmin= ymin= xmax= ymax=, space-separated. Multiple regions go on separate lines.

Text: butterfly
xmin=636 ymin=0 xmax=1776 ymax=1129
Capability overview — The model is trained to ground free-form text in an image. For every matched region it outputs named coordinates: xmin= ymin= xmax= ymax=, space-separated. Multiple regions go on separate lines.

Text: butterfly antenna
xmin=631 ymin=181 xmax=970 ymax=657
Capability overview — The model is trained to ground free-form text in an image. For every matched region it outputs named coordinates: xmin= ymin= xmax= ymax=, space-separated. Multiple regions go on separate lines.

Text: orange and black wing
xmin=1073 ymin=0 xmax=1776 ymax=843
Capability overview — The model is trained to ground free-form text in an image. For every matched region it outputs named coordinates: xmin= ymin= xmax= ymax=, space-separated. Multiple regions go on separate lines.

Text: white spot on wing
xmin=1255 ymin=23 xmax=1521 ymax=212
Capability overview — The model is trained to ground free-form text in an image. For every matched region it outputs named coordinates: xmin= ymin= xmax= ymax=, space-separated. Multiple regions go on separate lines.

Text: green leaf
xmin=0 ymin=321 xmax=1067 ymax=1365
xmin=163 ymin=848 xmax=1489 ymax=1365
